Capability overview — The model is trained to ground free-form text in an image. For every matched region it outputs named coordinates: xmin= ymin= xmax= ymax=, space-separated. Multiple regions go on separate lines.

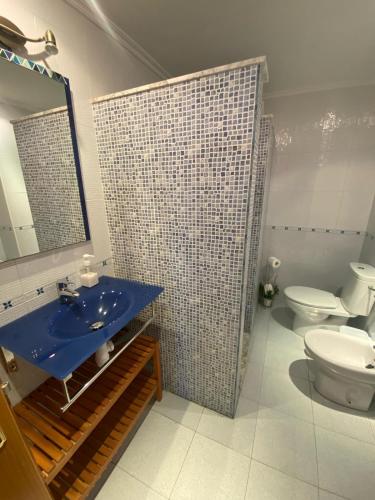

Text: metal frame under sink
xmin=59 ymin=303 xmax=155 ymax=412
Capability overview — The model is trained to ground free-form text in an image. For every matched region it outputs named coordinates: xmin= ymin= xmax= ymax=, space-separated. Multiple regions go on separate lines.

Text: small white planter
xmin=263 ymin=298 xmax=273 ymax=307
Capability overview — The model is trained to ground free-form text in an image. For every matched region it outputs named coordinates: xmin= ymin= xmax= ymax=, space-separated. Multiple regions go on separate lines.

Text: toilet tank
xmin=341 ymin=262 xmax=375 ymax=316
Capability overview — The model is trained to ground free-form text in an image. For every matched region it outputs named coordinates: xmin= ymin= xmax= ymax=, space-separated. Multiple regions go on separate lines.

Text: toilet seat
xmin=284 ymin=286 xmax=337 ymax=309
xmin=284 ymin=286 xmax=352 ymax=318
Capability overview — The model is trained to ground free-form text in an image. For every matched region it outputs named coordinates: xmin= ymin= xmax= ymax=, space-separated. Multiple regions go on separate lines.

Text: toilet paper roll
xmin=268 ymin=256 xmax=281 ymax=269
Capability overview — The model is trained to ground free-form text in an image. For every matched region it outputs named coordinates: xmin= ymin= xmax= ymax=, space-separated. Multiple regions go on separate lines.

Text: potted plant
xmin=259 ymin=282 xmax=279 ymax=307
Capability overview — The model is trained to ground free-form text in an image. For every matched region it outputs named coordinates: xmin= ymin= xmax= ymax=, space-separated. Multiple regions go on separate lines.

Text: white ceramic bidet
xmin=305 ymin=328 xmax=375 ymax=411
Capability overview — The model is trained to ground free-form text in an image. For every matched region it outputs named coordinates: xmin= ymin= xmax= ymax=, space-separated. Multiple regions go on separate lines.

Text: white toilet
xmin=305 ymin=328 xmax=375 ymax=411
xmin=284 ymin=262 xmax=375 ymax=337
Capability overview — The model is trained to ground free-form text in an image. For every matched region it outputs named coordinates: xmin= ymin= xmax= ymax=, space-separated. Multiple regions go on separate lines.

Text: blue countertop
xmin=0 ymin=276 xmax=163 ymax=379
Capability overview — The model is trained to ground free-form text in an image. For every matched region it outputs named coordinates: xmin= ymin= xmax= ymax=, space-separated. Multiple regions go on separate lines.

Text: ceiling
xmin=76 ymin=0 xmax=375 ymax=96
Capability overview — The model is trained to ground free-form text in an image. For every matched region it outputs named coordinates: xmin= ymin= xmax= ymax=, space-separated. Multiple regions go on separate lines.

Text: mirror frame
xmin=0 ymin=47 xmax=90 ymax=262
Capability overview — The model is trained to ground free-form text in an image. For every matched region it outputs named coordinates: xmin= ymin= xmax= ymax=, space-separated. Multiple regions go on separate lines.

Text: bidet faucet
xmin=57 ymin=279 xmax=80 ymax=304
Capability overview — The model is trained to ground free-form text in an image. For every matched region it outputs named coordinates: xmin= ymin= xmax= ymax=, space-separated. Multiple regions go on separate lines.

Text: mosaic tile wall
xmin=93 ymin=63 xmax=263 ymax=416
xmin=244 ymin=115 xmax=274 ymax=334
xmin=12 ymin=108 xmax=86 ymax=252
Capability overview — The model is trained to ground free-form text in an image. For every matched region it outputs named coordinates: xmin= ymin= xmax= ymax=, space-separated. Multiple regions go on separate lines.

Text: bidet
xmin=305 ymin=329 xmax=375 ymax=411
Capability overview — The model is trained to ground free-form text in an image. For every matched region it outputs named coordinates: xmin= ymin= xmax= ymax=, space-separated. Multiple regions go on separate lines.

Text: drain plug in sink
xmin=90 ymin=321 xmax=105 ymax=331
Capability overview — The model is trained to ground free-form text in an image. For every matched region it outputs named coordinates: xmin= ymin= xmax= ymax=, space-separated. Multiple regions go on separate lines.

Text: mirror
xmin=0 ymin=49 xmax=89 ymax=263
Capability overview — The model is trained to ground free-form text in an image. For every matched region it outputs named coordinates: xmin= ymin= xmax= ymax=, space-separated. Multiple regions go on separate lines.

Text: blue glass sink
xmin=0 ymin=276 xmax=163 ymax=379
xmin=49 ymin=290 xmax=132 ymax=340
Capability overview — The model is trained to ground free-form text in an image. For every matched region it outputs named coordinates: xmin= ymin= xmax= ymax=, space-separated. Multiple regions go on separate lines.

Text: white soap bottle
xmin=80 ymin=254 xmax=99 ymax=288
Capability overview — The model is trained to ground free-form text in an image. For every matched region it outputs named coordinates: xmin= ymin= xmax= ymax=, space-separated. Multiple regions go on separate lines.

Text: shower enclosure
xmin=93 ymin=57 xmax=273 ymax=417
xmin=240 ymin=115 xmax=275 ymax=385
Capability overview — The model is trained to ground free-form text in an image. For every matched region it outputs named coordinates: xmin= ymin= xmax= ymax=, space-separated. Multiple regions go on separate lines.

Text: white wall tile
xmin=264 ymin=85 xmax=375 ymax=290
xmin=337 ymin=190 xmax=373 ymax=231
xmin=308 ymin=191 xmax=341 ymax=228
xmin=262 ymin=228 xmax=364 ymax=291
xmin=314 ymin=150 xmax=349 ymax=192
xmin=266 ymin=190 xmax=312 ymax=226
xmin=85 ymin=199 xmax=112 ymax=262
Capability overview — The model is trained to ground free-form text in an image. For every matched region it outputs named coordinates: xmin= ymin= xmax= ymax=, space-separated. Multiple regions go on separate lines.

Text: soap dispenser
xmin=80 ymin=254 xmax=99 ymax=288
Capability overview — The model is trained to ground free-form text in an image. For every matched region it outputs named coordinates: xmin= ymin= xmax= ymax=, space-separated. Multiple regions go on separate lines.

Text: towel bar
xmin=59 ymin=302 xmax=155 ymax=412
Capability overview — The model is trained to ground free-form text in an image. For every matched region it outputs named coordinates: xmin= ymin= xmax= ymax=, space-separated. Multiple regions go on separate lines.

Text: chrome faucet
xmin=57 ymin=279 xmax=80 ymax=304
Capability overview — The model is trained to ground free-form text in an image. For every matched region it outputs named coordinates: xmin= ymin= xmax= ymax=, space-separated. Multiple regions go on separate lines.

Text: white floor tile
xmin=96 ymin=467 xmax=166 ymax=500
xmin=311 ymin=383 xmax=375 ymax=443
xmin=248 ymin=334 xmax=268 ymax=366
xmin=252 ymin=406 xmax=318 ymax=485
xmin=152 ymin=391 xmax=204 ymax=430
xmin=171 ymin=434 xmax=250 ymax=500
xmin=241 ymin=362 xmax=264 ymax=402
xmin=318 ymin=490 xmax=346 ymax=500
xmin=264 ymin=341 xmax=309 ymax=380
xmin=267 ymin=308 xmax=304 ymax=350
xmin=316 ymin=426 xmax=375 ymax=500
xmin=260 ymin=369 xmax=313 ymax=422
xmin=253 ymin=305 xmax=271 ymax=332
xmin=197 ymin=397 xmax=258 ymax=456
xmin=117 ymin=411 xmax=194 ymax=498
xmin=245 ymin=460 xmax=318 ymax=500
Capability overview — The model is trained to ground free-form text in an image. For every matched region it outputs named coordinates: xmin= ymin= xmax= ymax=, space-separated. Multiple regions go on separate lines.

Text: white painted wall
xmin=0 ymin=0 xmax=163 ymax=404
xmin=360 ymin=195 xmax=375 ymax=267
xmin=263 ymin=85 xmax=375 ymax=292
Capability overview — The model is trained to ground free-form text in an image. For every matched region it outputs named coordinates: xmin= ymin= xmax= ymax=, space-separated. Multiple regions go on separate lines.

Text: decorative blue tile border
xmin=268 ymin=225 xmax=367 ymax=236
xmin=0 ymin=47 xmax=67 ymax=84
xmin=0 ymin=259 xmax=112 ymax=315
xmin=0 ymin=225 xmax=35 ymax=232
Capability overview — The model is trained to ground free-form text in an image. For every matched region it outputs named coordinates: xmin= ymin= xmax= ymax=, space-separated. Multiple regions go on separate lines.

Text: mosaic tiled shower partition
xmin=93 ymin=62 xmax=264 ymax=416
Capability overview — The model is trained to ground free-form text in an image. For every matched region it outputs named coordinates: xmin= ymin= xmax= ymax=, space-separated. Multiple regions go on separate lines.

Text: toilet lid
xmin=284 ymin=286 xmax=337 ymax=309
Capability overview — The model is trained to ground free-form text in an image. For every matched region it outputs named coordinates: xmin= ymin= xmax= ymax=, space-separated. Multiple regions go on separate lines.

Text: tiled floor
xmin=97 ymin=304 xmax=375 ymax=499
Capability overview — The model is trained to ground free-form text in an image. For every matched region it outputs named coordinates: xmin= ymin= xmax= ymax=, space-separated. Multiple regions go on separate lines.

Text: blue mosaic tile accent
xmin=3 ymin=301 xmax=13 ymax=310
xmin=93 ymin=63 xmax=263 ymax=417
xmin=36 ymin=288 xmax=44 ymax=295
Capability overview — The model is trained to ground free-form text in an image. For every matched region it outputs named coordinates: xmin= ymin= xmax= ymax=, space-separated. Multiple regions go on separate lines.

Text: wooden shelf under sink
xmin=13 ymin=334 xmax=162 ymax=499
